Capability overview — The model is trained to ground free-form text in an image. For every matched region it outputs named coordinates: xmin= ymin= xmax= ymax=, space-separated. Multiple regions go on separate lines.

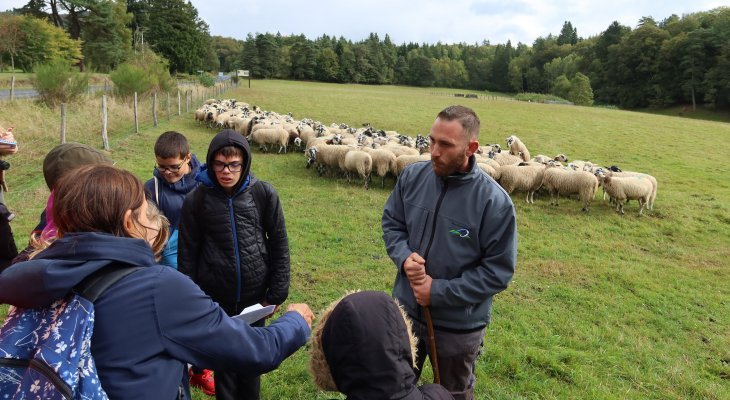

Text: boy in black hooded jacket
xmin=178 ymin=129 xmax=290 ymax=400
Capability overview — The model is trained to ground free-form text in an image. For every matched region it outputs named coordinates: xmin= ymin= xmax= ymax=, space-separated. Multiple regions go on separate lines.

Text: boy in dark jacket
xmin=178 ymin=129 xmax=290 ymax=400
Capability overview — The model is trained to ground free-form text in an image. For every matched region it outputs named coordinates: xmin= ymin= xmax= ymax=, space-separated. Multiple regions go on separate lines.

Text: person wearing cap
xmin=178 ymin=129 xmax=290 ymax=400
xmin=310 ymin=291 xmax=454 ymax=400
xmin=9 ymin=142 xmax=113 ymax=266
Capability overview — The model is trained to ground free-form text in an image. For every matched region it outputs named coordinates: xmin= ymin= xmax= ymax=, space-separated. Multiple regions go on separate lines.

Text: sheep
xmin=381 ymin=144 xmax=419 ymax=157
xmin=395 ymin=154 xmax=431 ymax=176
xmin=542 ymin=163 xmax=599 ymax=211
xmin=249 ymin=126 xmax=289 ymax=153
xmin=343 ymin=150 xmax=373 ymax=189
xmin=361 ymin=147 xmax=397 ymax=188
xmin=490 ymin=151 xmax=523 ymax=166
xmin=477 ymin=163 xmax=500 ymax=180
xmin=554 ymin=154 xmax=568 ymax=162
xmin=595 ymin=170 xmax=654 ymax=215
xmin=603 ymin=170 xmax=658 ymax=210
xmin=311 ymin=144 xmax=353 ymax=177
xmin=506 ymin=135 xmax=530 ymax=162
xmin=531 ymin=154 xmax=567 ymax=164
xmin=496 ymin=164 xmax=545 ymax=203
xmin=298 ymin=123 xmax=317 ymax=147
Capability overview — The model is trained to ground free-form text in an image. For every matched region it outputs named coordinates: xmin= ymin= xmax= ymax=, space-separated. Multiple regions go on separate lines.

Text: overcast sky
xmin=1 ymin=0 xmax=726 ymax=45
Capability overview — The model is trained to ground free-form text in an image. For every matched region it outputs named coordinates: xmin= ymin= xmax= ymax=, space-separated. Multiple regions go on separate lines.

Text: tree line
xmin=1 ymin=1 xmax=729 ymax=109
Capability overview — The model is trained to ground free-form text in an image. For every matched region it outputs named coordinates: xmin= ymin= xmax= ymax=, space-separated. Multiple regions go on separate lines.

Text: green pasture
xmin=0 ymin=80 xmax=728 ymax=399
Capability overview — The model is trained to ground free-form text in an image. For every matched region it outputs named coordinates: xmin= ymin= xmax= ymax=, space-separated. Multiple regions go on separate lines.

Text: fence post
xmin=177 ymin=90 xmax=181 ymax=116
xmin=152 ymin=92 xmax=158 ymax=127
xmin=60 ymin=103 xmax=67 ymax=144
xmin=185 ymin=90 xmax=189 ymax=113
xmin=101 ymin=95 xmax=109 ymax=150
xmin=134 ymin=92 xmax=139 ymax=134
xmin=9 ymin=76 xmax=15 ymax=101
xmin=167 ymin=92 xmax=171 ymax=120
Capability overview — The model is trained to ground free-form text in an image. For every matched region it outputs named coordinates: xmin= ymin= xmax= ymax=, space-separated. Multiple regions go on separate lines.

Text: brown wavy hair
xmin=51 ymin=164 xmax=167 ymax=255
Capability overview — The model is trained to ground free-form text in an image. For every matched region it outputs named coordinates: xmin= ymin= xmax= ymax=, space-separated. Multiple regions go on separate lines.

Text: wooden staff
xmin=423 ymin=306 xmax=440 ymax=384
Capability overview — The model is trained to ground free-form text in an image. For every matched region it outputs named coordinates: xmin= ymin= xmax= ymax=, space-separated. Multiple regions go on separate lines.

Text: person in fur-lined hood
xmin=310 ymin=291 xmax=453 ymax=400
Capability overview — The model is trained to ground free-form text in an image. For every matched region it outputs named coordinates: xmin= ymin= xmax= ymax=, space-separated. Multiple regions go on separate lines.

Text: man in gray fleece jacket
xmin=382 ymin=105 xmax=517 ymax=400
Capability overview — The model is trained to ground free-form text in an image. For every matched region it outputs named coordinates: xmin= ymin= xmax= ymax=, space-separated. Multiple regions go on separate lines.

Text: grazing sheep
xmin=496 ymin=164 xmax=545 ymax=203
xmin=477 ymin=163 xmax=500 ymax=180
xmin=596 ymin=170 xmax=654 ymax=215
xmin=554 ymin=154 xmax=568 ymax=162
xmin=362 ymin=147 xmax=397 ymax=188
xmin=542 ymin=163 xmax=599 ymax=211
xmin=343 ymin=150 xmax=373 ymax=189
xmin=490 ymin=151 xmax=523 ymax=166
xmin=506 ymin=135 xmax=530 ymax=161
xmin=381 ymin=144 xmax=419 ymax=157
xmin=395 ymin=154 xmax=431 ymax=176
xmin=604 ymin=170 xmax=658 ymax=210
xmin=250 ymin=126 xmax=289 ymax=153
xmin=313 ymin=144 xmax=353 ymax=177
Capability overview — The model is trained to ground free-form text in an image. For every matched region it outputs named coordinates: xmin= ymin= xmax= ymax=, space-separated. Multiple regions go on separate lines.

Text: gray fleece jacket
xmin=382 ymin=156 xmax=517 ymax=330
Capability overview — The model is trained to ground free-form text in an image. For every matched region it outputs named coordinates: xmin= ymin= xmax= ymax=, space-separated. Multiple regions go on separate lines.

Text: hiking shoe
xmin=189 ymin=368 xmax=215 ymax=396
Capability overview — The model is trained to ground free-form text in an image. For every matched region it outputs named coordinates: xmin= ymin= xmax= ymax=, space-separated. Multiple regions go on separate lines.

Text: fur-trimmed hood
xmin=310 ymin=291 xmax=452 ymax=400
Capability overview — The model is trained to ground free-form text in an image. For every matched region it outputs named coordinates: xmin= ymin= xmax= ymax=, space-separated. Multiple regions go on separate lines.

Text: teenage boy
xmin=178 ymin=129 xmax=291 ymax=400
xmin=143 ymin=131 xmax=214 ymax=396
xmin=144 ymin=131 xmax=201 ymax=269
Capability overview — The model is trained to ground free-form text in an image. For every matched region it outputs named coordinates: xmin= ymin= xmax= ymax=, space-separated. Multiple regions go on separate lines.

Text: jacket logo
xmin=449 ymin=228 xmax=470 ymax=239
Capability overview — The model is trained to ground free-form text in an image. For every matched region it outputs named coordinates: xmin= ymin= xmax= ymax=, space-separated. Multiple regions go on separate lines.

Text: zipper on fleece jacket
xmin=228 ymin=197 xmax=243 ymax=305
xmin=422 ymin=180 xmax=449 ymax=262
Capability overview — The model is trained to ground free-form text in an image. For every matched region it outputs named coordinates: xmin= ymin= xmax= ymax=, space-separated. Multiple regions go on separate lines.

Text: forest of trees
xmin=1 ymin=1 xmax=729 ymax=109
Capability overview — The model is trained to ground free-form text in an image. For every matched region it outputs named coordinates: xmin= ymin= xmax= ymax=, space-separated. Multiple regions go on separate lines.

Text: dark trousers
xmin=214 ymin=318 xmax=264 ymax=400
xmin=410 ymin=318 xmax=486 ymax=400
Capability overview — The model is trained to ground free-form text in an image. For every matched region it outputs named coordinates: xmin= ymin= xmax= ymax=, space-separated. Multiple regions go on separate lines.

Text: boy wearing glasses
xmin=178 ymin=129 xmax=290 ymax=400
xmin=144 ymin=132 xmax=214 ymax=396
xmin=144 ymin=131 xmax=202 ymax=270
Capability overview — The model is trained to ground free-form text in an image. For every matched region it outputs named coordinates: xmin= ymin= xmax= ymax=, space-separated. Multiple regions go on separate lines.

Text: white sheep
xmin=343 ymin=150 xmax=373 ymax=189
xmin=477 ymin=162 xmax=500 ymax=180
xmin=490 ymin=151 xmax=523 ymax=166
xmin=506 ymin=135 xmax=530 ymax=162
xmin=542 ymin=163 xmax=599 ymax=211
xmin=604 ymin=170 xmax=658 ymax=210
xmin=250 ymin=126 xmax=289 ymax=153
xmin=362 ymin=147 xmax=397 ymax=188
xmin=395 ymin=154 xmax=431 ymax=176
xmin=596 ymin=170 xmax=654 ymax=215
xmin=496 ymin=164 xmax=545 ymax=203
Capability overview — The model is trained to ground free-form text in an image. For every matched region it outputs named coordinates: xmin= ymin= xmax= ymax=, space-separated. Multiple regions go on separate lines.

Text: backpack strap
xmin=74 ymin=263 xmax=143 ymax=302
xmin=250 ymin=181 xmax=268 ymax=230
xmin=154 ymin=176 xmax=159 ymax=205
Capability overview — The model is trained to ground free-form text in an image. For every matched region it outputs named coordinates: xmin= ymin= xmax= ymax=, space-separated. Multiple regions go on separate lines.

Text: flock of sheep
xmin=194 ymin=99 xmax=658 ymax=216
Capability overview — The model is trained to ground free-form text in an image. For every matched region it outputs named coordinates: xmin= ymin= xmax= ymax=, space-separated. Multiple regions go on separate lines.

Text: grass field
xmin=1 ymin=80 xmax=729 ymax=399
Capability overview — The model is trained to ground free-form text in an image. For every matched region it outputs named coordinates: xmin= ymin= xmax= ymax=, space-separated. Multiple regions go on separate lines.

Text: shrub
xmin=514 ymin=92 xmax=572 ymax=105
xmin=110 ymin=49 xmax=175 ymax=98
xmin=110 ymin=63 xmax=155 ymax=98
xmin=33 ymin=60 xmax=89 ymax=107
xmin=198 ymin=74 xmax=215 ymax=87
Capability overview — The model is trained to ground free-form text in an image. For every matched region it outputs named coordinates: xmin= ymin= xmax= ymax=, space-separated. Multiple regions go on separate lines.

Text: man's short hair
xmin=154 ymin=131 xmax=190 ymax=159
xmin=437 ymin=105 xmax=480 ymax=140
xmin=215 ymin=145 xmax=244 ymax=159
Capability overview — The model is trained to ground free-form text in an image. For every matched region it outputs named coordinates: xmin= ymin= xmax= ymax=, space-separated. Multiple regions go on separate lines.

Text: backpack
xmin=0 ymin=264 xmax=142 ymax=399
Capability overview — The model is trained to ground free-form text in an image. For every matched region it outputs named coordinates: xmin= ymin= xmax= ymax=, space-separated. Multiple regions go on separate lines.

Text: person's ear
xmin=122 ymin=209 xmax=135 ymax=236
xmin=466 ymin=139 xmax=479 ymax=156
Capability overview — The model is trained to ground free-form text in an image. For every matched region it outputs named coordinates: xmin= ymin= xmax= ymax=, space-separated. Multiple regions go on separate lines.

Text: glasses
xmin=211 ymin=161 xmax=243 ymax=172
xmin=155 ymin=159 xmax=186 ymax=173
